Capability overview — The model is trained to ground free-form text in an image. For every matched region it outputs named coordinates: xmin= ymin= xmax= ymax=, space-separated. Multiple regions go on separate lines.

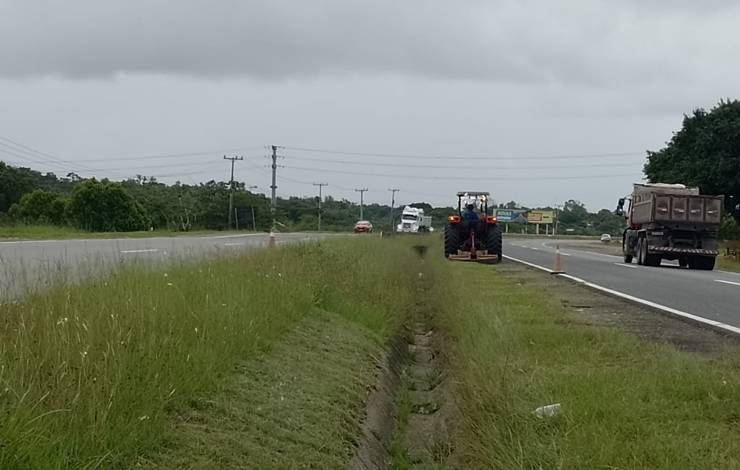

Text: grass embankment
xmin=442 ymin=262 xmax=740 ymax=469
xmin=718 ymin=242 xmax=740 ymax=272
xmin=0 ymin=238 xmax=419 ymax=468
xmin=0 ymin=224 xmax=256 ymax=240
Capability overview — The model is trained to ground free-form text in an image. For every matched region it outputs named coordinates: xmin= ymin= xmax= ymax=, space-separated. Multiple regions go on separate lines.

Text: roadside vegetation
xmin=0 ymin=224 xmax=254 ymax=240
xmin=441 ymin=261 xmax=740 ymax=469
xmin=0 ymin=238 xmax=419 ymax=468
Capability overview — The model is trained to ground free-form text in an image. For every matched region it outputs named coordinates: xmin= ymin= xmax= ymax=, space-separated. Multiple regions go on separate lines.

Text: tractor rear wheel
xmin=485 ymin=224 xmax=503 ymax=263
xmin=444 ymin=224 xmax=460 ymax=258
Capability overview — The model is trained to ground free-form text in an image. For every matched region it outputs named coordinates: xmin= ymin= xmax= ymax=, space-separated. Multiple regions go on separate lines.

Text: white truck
xmin=396 ymin=206 xmax=433 ymax=233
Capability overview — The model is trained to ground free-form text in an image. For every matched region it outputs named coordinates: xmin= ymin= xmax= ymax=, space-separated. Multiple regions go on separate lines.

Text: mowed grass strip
xmin=442 ymin=262 xmax=740 ymax=469
xmin=0 ymin=238 xmax=418 ymax=469
xmin=142 ymin=310 xmax=384 ymax=469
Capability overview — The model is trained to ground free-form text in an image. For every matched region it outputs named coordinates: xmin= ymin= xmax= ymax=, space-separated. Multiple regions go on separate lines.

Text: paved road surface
xmin=504 ymin=238 xmax=740 ymax=331
xmin=0 ymin=232 xmax=324 ymax=299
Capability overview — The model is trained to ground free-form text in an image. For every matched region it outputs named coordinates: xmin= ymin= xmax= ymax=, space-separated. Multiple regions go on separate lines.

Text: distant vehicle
xmin=353 ymin=220 xmax=373 ymax=233
xmin=444 ymin=191 xmax=502 ymax=263
xmin=396 ymin=206 xmax=433 ymax=233
xmin=616 ymin=183 xmax=723 ymax=270
xmin=600 ymin=234 xmax=612 ymax=243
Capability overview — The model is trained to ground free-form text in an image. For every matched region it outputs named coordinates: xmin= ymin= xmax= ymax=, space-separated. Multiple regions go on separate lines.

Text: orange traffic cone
xmin=551 ymin=245 xmax=565 ymax=274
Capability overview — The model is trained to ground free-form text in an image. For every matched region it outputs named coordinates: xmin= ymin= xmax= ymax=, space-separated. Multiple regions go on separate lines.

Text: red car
xmin=353 ymin=220 xmax=373 ymax=233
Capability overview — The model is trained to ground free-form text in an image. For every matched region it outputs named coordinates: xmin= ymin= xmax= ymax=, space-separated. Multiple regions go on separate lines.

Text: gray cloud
xmin=2 ymin=0 xmax=739 ymax=87
xmin=1 ymin=1 xmax=739 ymax=211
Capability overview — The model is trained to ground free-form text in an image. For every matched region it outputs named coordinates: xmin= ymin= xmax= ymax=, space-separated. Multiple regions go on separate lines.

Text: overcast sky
xmin=1 ymin=0 xmax=738 ymax=210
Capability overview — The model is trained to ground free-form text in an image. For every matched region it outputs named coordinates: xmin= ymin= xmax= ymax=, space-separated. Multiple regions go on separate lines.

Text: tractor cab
xmin=444 ymin=191 xmax=502 ymax=263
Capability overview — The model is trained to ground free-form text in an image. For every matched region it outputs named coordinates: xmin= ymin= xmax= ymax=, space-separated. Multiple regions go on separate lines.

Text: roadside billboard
xmin=527 ymin=210 xmax=554 ymax=224
xmin=494 ymin=209 xmax=527 ymax=223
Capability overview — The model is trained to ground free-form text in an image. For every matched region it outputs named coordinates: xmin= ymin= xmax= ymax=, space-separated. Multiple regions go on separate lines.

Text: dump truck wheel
xmin=444 ymin=224 xmax=460 ymax=258
xmin=622 ymin=235 xmax=633 ymax=263
xmin=485 ymin=224 xmax=503 ymax=262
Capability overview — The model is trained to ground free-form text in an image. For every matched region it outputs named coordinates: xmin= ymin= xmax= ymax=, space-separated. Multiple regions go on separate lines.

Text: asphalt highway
xmin=504 ymin=238 xmax=740 ymax=332
xmin=0 ymin=232 xmax=324 ymax=299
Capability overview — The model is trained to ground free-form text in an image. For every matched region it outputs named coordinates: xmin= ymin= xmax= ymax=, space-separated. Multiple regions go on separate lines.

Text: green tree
xmin=68 ymin=179 xmax=150 ymax=231
xmin=644 ymin=100 xmax=740 ymax=218
xmin=8 ymin=189 xmax=68 ymax=225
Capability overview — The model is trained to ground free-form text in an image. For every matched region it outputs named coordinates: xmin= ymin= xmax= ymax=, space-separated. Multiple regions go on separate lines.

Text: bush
xmin=67 ymin=179 xmax=151 ymax=232
xmin=8 ymin=189 xmax=68 ymax=225
xmin=720 ymin=216 xmax=740 ymax=240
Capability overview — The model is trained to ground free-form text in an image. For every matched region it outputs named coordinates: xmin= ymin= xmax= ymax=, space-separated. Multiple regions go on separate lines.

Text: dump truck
xmin=444 ymin=191 xmax=502 ymax=263
xmin=617 ymin=183 xmax=723 ymax=270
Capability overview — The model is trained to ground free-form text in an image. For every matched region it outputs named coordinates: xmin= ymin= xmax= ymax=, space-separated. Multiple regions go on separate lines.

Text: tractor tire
xmin=444 ymin=224 xmax=460 ymax=258
xmin=485 ymin=224 xmax=503 ymax=263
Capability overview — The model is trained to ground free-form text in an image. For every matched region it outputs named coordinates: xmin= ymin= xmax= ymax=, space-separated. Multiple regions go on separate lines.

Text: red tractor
xmin=444 ymin=191 xmax=502 ymax=263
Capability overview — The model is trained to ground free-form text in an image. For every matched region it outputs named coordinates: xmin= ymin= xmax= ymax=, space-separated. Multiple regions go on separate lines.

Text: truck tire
xmin=636 ymin=238 xmax=645 ymax=265
xmin=688 ymin=256 xmax=716 ymax=270
xmin=641 ymin=239 xmax=660 ymax=267
xmin=622 ymin=234 xmax=633 ymax=263
xmin=444 ymin=224 xmax=460 ymax=258
xmin=485 ymin=225 xmax=503 ymax=263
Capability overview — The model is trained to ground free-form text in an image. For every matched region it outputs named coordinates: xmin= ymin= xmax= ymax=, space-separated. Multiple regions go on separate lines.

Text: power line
xmin=0 ymin=136 xmax=101 ymax=173
xmin=70 ymin=146 xmax=265 ymax=163
xmin=284 ymin=164 xmax=641 ymax=181
xmin=277 ymin=154 xmax=641 ymax=170
xmin=286 ymin=145 xmax=643 ymax=161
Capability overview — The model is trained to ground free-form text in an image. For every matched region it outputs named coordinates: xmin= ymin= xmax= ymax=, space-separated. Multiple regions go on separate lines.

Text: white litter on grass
xmin=533 ymin=403 xmax=561 ymax=418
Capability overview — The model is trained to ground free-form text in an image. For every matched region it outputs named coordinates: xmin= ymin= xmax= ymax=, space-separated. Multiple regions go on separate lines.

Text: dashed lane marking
xmin=120 ymin=249 xmax=158 ymax=254
xmin=715 ymin=279 xmax=740 ymax=287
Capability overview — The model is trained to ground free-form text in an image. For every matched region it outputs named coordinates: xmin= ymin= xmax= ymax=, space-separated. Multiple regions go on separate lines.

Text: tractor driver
xmin=462 ymin=203 xmax=480 ymax=221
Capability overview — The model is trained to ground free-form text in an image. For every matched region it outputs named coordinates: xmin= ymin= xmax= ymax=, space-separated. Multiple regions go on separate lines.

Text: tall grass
xmin=0 ymin=238 xmax=418 ymax=468
xmin=441 ymin=263 xmax=740 ymax=469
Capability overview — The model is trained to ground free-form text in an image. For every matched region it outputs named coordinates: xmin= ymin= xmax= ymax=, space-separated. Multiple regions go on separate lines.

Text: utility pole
xmin=270 ymin=145 xmax=279 ymax=232
xmin=355 ymin=188 xmax=368 ymax=220
xmin=313 ymin=183 xmax=328 ymax=231
xmin=224 ymin=155 xmax=243 ymax=230
xmin=388 ymin=188 xmax=399 ymax=234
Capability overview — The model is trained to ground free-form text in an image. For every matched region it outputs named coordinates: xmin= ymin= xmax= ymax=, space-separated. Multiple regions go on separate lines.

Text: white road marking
xmin=559 ymin=252 xmax=572 ymax=257
xmin=530 ymin=247 xmax=539 ymax=251
xmin=120 ymin=249 xmax=158 ymax=254
xmin=224 ymin=242 xmax=244 ymax=246
xmin=205 ymin=233 xmax=265 ymax=239
xmin=503 ymin=254 xmax=740 ymax=337
xmin=715 ymin=279 xmax=740 ymax=287
xmin=614 ymin=262 xmax=639 ymax=269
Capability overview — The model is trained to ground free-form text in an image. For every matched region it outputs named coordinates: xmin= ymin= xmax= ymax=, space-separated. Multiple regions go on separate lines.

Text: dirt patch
xmin=349 ymin=336 xmax=407 ymax=470
xmin=497 ymin=262 xmax=740 ymax=354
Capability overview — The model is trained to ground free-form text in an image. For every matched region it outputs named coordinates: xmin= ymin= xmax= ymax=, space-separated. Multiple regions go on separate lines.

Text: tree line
xmin=0 ymin=162 xmax=629 ymax=235
xmin=2 ymin=99 xmax=739 ymax=237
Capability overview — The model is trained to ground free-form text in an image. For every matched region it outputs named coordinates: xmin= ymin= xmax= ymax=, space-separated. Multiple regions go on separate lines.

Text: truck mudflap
xmin=650 ymin=246 xmax=718 ymax=256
